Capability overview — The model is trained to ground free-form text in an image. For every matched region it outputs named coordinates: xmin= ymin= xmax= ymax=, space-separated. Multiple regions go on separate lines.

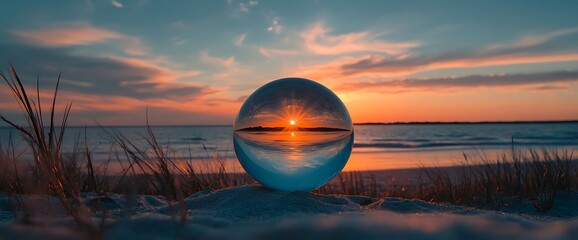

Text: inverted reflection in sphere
xmin=233 ymin=78 xmax=354 ymax=191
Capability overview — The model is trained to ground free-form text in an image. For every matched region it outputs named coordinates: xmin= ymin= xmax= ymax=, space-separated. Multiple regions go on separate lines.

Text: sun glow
xmin=290 ymin=120 xmax=296 ymax=126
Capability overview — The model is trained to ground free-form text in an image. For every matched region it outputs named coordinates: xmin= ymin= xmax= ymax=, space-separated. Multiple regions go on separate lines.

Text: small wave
xmin=374 ymin=138 xmax=431 ymax=143
xmin=181 ymin=137 xmax=207 ymax=141
xmin=513 ymin=135 xmax=578 ymax=141
xmin=373 ymin=137 xmax=498 ymax=143
xmin=354 ymin=143 xmax=419 ymax=148
xmin=464 ymin=137 xmax=496 ymax=141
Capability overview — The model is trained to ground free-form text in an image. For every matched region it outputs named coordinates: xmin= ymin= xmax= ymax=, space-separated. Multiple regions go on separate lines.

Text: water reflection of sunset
xmin=236 ymin=131 xmax=351 ymax=148
xmin=234 ymin=130 xmax=353 ymax=175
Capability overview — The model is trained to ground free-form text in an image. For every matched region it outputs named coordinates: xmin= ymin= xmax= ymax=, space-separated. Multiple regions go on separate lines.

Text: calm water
xmin=1 ymin=122 xmax=577 ymax=171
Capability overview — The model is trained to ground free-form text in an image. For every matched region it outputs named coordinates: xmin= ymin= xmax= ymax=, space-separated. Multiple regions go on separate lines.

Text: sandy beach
xmin=1 ymin=185 xmax=578 ymax=239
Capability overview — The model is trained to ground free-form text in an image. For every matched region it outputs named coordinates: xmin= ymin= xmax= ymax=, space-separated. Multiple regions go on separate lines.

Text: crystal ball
xmin=233 ymin=77 xmax=354 ymax=191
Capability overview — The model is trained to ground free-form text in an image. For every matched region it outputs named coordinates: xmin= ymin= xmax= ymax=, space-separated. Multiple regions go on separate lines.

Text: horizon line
xmin=1 ymin=119 xmax=577 ymax=128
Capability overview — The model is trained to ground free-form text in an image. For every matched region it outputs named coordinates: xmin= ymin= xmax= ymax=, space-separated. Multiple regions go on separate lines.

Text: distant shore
xmin=2 ymin=120 xmax=578 ymax=128
xmin=354 ymin=120 xmax=578 ymax=125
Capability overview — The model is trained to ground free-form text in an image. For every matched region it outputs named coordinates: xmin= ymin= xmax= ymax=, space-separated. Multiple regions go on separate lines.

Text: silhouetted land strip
xmin=355 ymin=120 xmax=578 ymax=125
xmin=236 ymin=126 xmax=350 ymax=132
xmin=236 ymin=126 xmax=285 ymax=131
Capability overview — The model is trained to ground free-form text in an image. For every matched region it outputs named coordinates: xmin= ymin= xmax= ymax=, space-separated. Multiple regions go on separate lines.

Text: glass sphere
xmin=233 ymin=77 xmax=354 ymax=191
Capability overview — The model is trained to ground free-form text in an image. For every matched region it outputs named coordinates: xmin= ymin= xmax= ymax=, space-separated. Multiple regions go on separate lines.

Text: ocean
xmin=1 ymin=122 xmax=577 ymax=172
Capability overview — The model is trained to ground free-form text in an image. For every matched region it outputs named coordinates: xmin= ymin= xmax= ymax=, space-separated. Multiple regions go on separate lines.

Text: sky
xmin=1 ymin=0 xmax=578 ymax=126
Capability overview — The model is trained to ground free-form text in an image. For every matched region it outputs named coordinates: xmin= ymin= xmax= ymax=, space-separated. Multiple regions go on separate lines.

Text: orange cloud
xmin=335 ymin=70 xmax=578 ymax=93
xmin=13 ymin=23 xmax=124 ymax=46
xmin=258 ymin=47 xmax=298 ymax=58
xmin=292 ymin=27 xmax=578 ymax=89
xmin=12 ymin=22 xmax=149 ymax=56
xmin=1 ymin=44 xmax=211 ymax=119
xmin=345 ymin=52 xmax=578 ymax=77
xmin=200 ymin=51 xmax=250 ymax=79
xmin=0 ymin=77 xmax=235 ymax=126
xmin=200 ymin=51 xmax=238 ymax=69
xmin=110 ymin=56 xmax=202 ymax=85
xmin=300 ymin=22 xmax=418 ymax=55
xmin=294 ymin=52 xmax=578 ymax=85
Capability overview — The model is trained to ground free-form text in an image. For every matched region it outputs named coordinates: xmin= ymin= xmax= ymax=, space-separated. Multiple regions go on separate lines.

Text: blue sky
xmin=1 ymin=0 xmax=578 ymax=125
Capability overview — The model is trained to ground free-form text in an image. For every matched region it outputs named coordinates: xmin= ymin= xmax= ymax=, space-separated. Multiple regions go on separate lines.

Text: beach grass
xmin=0 ymin=66 xmax=100 ymax=234
xmin=316 ymin=148 xmax=576 ymax=212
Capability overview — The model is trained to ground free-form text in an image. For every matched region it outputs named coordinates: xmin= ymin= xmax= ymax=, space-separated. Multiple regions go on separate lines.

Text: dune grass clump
xmin=0 ymin=66 xmax=97 ymax=230
xmin=317 ymin=148 xmax=577 ymax=212
xmin=109 ymin=121 xmax=253 ymax=200
xmin=107 ymin=123 xmax=254 ymax=223
xmin=418 ymin=148 xmax=576 ymax=212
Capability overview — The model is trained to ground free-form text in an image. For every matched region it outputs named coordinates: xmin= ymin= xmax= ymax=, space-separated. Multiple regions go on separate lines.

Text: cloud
xmin=0 ymin=92 xmax=237 ymax=126
xmin=112 ymin=0 xmax=123 ymax=8
xmin=300 ymin=22 xmax=418 ymax=55
xmin=168 ymin=21 xmax=188 ymax=30
xmin=335 ymin=70 xmax=578 ymax=93
xmin=234 ymin=33 xmax=246 ymax=47
xmin=341 ymin=52 xmax=578 ymax=77
xmin=334 ymin=28 xmax=578 ymax=78
xmin=204 ymin=95 xmax=248 ymax=106
xmin=1 ymin=44 xmax=205 ymax=100
xmin=295 ymin=47 xmax=578 ymax=82
xmin=200 ymin=51 xmax=239 ymax=69
xmin=258 ymin=47 xmax=297 ymax=58
xmin=0 ymin=44 xmax=231 ymax=125
xmin=239 ymin=0 xmax=258 ymax=12
xmin=119 ymin=38 xmax=150 ymax=56
xmin=228 ymin=0 xmax=258 ymax=14
xmin=12 ymin=22 xmax=149 ymax=56
xmin=12 ymin=23 xmax=124 ymax=46
xmin=169 ymin=36 xmax=188 ymax=45
xmin=267 ymin=17 xmax=282 ymax=34
xmin=200 ymin=51 xmax=248 ymax=79
xmin=110 ymin=56 xmax=202 ymax=84
xmin=485 ymin=28 xmax=578 ymax=51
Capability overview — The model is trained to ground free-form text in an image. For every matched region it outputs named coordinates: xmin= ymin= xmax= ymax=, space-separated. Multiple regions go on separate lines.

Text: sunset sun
xmin=290 ymin=120 xmax=296 ymax=126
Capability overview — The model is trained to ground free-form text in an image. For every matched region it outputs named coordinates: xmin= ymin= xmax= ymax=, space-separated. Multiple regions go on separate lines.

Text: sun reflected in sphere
xmin=233 ymin=77 xmax=354 ymax=191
